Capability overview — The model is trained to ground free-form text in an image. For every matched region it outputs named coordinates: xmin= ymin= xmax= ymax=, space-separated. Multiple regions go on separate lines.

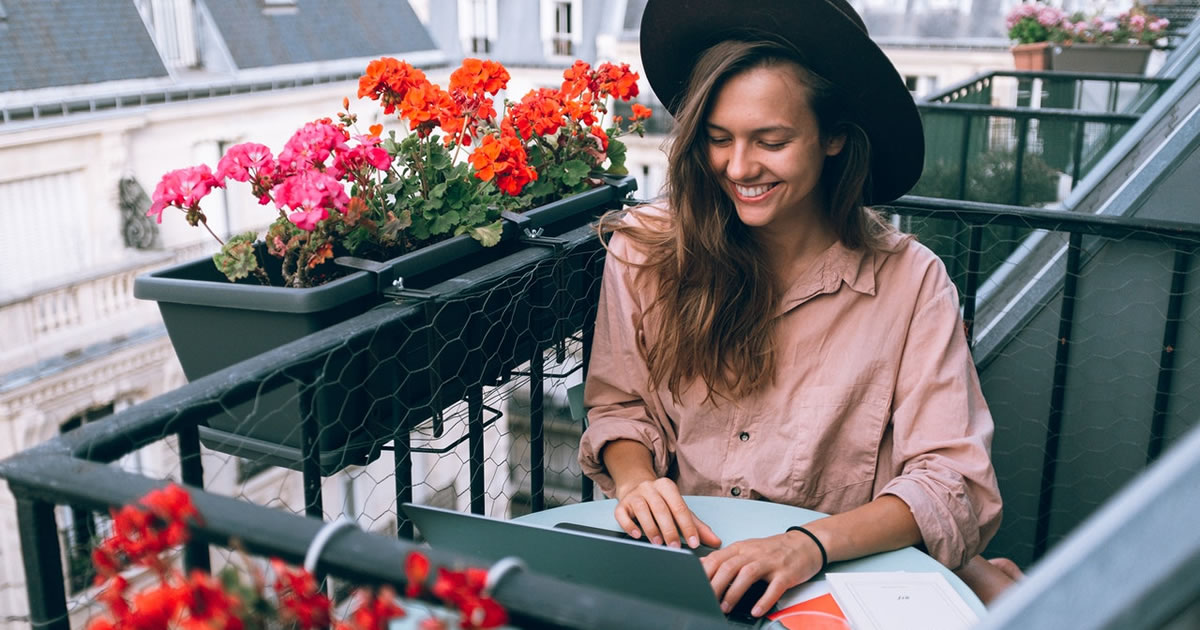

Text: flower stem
xmin=199 ymin=216 xmax=225 ymax=246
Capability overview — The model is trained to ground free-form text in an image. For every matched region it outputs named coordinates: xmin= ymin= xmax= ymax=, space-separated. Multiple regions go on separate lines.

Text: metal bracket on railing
xmin=381 ymin=276 xmax=437 ymax=302
xmin=333 ymin=255 xmax=396 ymax=296
xmin=501 ymin=210 xmax=570 ymax=253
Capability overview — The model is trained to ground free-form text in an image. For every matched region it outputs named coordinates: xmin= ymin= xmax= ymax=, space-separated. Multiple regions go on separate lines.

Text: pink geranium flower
xmin=215 ymin=143 xmax=276 ymax=183
xmin=277 ymin=122 xmax=349 ymax=173
xmin=271 ymin=170 xmax=349 ymax=231
xmin=147 ymin=165 xmax=221 ymax=223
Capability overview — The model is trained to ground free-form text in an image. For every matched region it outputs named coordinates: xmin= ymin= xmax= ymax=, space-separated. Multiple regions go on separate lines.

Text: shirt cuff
xmin=878 ymin=474 xmax=981 ymax=570
xmin=578 ymin=413 xmax=670 ymax=497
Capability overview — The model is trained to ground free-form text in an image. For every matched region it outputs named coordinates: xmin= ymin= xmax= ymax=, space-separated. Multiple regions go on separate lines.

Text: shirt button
xmin=731 ymin=487 xmax=742 ymax=497
xmin=739 ymin=432 xmax=750 ymax=442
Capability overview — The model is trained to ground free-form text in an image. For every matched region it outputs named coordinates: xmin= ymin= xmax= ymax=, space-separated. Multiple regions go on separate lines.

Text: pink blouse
xmin=578 ymin=211 xmax=1003 ymax=569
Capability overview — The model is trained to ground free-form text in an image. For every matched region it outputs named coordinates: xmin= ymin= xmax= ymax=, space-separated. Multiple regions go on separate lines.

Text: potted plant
xmin=134 ymin=57 xmax=648 ymax=472
xmin=1006 ymin=1 xmax=1169 ymax=73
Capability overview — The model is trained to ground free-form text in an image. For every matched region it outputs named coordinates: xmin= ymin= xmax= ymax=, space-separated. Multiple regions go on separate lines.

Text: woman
xmin=578 ymin=0 xmax=1019 ymax=618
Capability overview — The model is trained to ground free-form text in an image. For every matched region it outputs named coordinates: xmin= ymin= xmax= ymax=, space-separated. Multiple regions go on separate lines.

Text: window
xmin=553 ymin=1 xmax=573 ymax=56
xmin=262 ymin=0 xmax=298 ymax=13
xmin=541 ymin=0 xmax=581 ymax=59
xmin=457 ymin=0 xmax=498 ymax=54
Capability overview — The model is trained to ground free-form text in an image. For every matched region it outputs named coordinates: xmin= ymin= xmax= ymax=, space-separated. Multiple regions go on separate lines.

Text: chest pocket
xmin=764 ymin=383 xmax=892 ymax=512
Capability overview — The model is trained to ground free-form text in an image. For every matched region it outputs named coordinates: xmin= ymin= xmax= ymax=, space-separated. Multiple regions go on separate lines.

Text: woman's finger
xmin=641 ymin=490 xmax=682 ymax=547
xmin=694 ymin=515 xmax=724 ymax=548
xmin=628 ymin=495 xmax=664 ymax=544
xmin=612 ymin=502 xmax=642 ymax=539
xmin=751 ymin=578 xmax=790 ymax=618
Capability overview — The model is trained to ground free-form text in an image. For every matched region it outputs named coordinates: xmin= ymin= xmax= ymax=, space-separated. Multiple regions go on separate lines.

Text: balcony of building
xmin=2 ymin=4 xmax=1200 ymax=630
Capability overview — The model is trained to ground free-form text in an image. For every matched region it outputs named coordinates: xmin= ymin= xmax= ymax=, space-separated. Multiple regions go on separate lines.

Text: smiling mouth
xmin=733 ymin=182 xmax=778 ymax=199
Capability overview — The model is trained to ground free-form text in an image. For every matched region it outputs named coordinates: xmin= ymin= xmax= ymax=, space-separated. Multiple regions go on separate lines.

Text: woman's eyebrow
xmin=704 ymin=123 xmax=796 ymax=135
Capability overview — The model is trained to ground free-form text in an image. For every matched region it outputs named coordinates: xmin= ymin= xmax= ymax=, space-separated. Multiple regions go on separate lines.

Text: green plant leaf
xmin=429 ymin=209 xmax=461 ymax=234
xmin=606 ymin=139 xmax=629 ymax=175
xmin=467 ymin=220 xmax=504 ymax=247
xmin=213 ymin=232 xmax=261 ymax=282
xmin=562 ymin=159 xmax=591 ymax=187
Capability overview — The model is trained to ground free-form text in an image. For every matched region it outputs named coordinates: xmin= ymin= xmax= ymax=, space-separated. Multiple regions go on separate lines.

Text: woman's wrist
xmin=785 ymin=526 xmax=829 ymax=573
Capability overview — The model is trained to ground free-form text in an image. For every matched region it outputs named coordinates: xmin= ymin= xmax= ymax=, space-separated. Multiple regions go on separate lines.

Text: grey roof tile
xmin=0 ymin=0 xmax=169 ymax=92
xmin=203 ymin=0 xmax=438 ymax=69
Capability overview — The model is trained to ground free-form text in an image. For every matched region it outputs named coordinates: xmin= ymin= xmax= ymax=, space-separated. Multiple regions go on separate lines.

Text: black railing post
xmin=1012 ymin=116 xmax=1030 ymax=206
xmin=957 ymin=115 xmax=973 ymax=200
xmin=1035 ymin=231 xmax=1083 ymax=560
xmin=468 ymin=384 xmax=485 ymax=515
xmin=1071 ymin=119 xmax=1086 ymax=188
xmin=962 ymin=224 xmax=984 ymax=347
xmin=178 ymin=421 xmax=210 ymax=573
xmin=1148 ymin=248 xmax=1192 ymax=464
xmin=300 ymin=378 xmax=323 ymax=520
xmin=392 ymin=361 xmax=415 ymax=540
xmin=530 ymin=346 xmax=546 ymax=513
xmin=15 ymin=495 xmax=69 ymax=630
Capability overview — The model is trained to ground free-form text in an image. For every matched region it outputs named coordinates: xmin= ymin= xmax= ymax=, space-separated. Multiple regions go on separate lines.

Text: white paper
xmin=825 ymin=572 xmax=979 ymax=630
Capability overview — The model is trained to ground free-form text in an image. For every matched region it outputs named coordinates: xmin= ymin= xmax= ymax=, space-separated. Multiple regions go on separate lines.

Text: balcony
xmin=3 ymin=19 xmax=1200 ymax=630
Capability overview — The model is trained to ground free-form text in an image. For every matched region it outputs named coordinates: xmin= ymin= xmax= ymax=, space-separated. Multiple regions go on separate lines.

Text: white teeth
xmin=735 ymin=183 xmax=773 ymax=198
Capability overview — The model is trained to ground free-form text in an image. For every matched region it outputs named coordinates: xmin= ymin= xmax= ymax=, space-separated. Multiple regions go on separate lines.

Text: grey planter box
xmin=1050 ymin=44 xmax=1153 ymax=74
xmin=134 ymin=177 xmax=636 ymax=474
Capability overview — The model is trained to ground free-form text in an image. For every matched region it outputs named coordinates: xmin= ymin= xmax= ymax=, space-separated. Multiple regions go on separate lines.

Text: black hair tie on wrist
xmin=787 ymin=525 xmax=828 ymax=573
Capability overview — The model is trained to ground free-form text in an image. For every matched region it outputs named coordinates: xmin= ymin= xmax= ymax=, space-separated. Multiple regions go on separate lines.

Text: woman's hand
xmin=700 ymin=530 xmax=824 ymax=618
xmin=613 ymin=477 xmax=723 ymax=549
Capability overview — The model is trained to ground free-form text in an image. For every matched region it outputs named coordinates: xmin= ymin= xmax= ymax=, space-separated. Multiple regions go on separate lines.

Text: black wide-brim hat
xmin=640 ymin=0 xmax=925 ymax=204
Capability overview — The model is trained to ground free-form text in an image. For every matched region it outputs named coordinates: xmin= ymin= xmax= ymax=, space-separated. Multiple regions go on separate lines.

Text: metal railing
xmin=1 ymin=198 xmax=1198 ymax=627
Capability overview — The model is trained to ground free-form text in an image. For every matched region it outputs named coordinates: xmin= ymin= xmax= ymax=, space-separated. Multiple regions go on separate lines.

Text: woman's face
xmin=704 ymin=63 xmax=844 ymax=235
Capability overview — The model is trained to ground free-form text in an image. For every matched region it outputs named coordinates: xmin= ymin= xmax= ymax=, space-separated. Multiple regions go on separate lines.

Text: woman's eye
xmin=707 ymin=136 xmax=731 ymax=145
xmin=761 ymin=141 xmax=789 ymax=150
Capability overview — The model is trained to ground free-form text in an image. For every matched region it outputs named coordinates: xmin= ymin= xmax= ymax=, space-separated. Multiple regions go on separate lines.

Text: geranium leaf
xmin=467 ymin=220 xmax=504 ymax=247
xmin=213 ymin=232 xmax=261 ymax=282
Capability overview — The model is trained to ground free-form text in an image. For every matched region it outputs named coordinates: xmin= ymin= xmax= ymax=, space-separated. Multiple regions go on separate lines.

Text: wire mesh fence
xmin=1 ymin=197 xmax=1199 ymax=628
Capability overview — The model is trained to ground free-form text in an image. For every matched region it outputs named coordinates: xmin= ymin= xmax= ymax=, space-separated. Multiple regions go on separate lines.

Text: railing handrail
xmin=914 ymin=102 xmax=1142 ymax=123
xmin=0 ymin=453 xmax=732 ymax=630
xmin=886 ymin=196 xmax=1200 ymax=246
xmin=923 ymin=70 xmax=1173 ymax=104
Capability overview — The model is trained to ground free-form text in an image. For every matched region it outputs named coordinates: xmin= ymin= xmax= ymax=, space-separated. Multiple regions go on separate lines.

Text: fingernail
xmin=631 ymin=529 xmax=640 ymax=538
xmin=688 ymin=536 xmax=699 ymax=548
xmin=721 ymin=602 xmax=731 ymax=614
xmin=751 ymin=607 xmax=762 ymax=617
xmin=651 ymin=536 xmax=663 ymax=545
xmin=668 ymin=540 xmax=680 ymax=549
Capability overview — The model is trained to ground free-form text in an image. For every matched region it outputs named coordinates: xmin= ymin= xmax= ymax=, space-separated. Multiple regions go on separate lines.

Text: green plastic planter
xmin=134 ymin=176 xmax=636 ymax=474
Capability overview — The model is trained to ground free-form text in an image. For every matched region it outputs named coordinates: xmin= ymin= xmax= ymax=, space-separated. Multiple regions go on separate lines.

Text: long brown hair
xmin=606 ymin=38 xmax=895 ymax=403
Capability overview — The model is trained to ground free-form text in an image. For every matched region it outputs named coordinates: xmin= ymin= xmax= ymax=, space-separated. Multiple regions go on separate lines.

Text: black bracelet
xmin=786 ymin=525 xmax=828 ymax=573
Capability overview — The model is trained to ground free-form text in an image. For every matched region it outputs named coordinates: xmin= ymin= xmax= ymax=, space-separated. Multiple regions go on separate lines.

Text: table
xmin=515 ymin=495 xmax=987 ymax=618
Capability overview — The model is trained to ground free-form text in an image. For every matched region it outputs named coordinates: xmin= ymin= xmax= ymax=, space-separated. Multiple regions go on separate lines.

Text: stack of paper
xmin=823 ymin=572 xmax=979 ymax=630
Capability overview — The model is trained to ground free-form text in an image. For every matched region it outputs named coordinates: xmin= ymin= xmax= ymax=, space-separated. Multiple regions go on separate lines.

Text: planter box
xmin=1013 ymin=42 xmax=1152 ymax=74
xmin=135 ymin=177 xmax=636 ymax=474
xmin=1012 ymin=43 xmax=1052 ymax=71
xmin=1049 ymin=43 xmax=1152 ymax=74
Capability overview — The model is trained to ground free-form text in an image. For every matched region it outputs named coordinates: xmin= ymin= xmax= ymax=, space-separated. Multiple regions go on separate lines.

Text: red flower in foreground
xmin=430 ymin=567 xmax=507 ymax=630
xmin=336 ymin=587 xmax=406 ymax=630
xmin=273 ymin=559 xmax=333 ymax=630
xmin=406 ymin=551 xmax=431 ymax=598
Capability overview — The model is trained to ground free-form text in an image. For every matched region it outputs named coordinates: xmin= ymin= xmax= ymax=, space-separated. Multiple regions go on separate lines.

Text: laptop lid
xmin=400 ymin=503 xmax=726 ymax=619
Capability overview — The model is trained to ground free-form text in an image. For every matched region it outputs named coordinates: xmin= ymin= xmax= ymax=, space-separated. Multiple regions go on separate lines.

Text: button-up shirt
xmin=578 ymin=211 xmax=1002 ymax=569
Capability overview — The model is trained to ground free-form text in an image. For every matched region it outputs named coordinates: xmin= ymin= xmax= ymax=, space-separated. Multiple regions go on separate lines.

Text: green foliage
xmin=912 ymin=149 xmax=1061 ymax=206
xmin=213 ymin=232 xmax=262 ymax=282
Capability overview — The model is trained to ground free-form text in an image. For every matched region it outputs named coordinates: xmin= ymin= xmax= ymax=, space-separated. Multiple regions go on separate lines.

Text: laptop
xmin=401 ymin=503 xmax=768 ymax=627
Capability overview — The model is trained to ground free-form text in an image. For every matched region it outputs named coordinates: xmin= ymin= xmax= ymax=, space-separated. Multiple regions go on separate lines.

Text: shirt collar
xmin=778 ymin=240 xmax=877 ymax=316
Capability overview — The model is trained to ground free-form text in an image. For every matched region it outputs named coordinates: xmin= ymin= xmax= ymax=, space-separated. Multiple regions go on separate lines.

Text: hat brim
xmin=640 ymin=0 xmax=924 ymax=204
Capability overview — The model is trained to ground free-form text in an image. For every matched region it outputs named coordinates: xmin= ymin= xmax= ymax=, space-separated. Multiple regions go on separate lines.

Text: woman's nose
xmin=724 ymin=143 xmax=756 ymax=180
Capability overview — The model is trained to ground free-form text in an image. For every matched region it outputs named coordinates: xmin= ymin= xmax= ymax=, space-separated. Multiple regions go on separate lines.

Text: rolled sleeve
xmin=878 ymin=261 xmax=1002 ymax=569
xmin=578 ymin=230 xmax=674 ymax=497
